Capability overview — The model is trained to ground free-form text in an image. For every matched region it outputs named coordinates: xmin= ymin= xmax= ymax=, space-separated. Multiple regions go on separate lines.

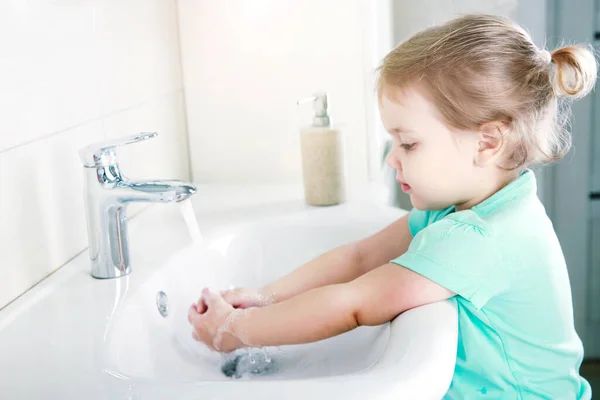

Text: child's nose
xmin=385 ymin=150 xmax=402 ymax=170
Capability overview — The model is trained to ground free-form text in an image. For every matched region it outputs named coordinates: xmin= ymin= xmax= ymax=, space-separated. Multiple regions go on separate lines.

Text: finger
xmin=188 ymin=304 xmax=196 ymax=324
xmin=223 ymin=289 xmax=249 ymax=308
xmin=194 ymin=291 xmax=209 ymax=313
xmin=220 ymin=290 xmax=239 ymax=306
xmin=196 ymin=298 xmax=208 ymax=314
xmin=190 ymin=320 xmax=217 ymax=351
xmin=188 ymin=308 xmax=204 ymax=325
xmin=202 ymin=288 xmax=228 ymax=308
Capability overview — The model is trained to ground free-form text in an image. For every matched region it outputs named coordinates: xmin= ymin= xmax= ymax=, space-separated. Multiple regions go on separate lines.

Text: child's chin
xmin=410 ymin=196 xmax=443 ymax=211
xmin=409 ymin=195 xmax=426 ymax=210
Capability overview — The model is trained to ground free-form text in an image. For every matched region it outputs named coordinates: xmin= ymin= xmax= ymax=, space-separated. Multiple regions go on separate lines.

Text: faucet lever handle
xmin=79 ymin=132 xmax=158 ymax=167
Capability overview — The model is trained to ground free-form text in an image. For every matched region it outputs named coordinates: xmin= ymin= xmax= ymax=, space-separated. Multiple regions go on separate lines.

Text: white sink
xmin=0 ymin=191 xmax=458 ymax=399
xmin=106 ymin=230 xmax=389 ymax=382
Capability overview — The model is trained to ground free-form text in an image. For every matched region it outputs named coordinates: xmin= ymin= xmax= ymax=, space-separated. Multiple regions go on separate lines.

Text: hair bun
xmin=550 ymin=45 xmax=597 ymax=99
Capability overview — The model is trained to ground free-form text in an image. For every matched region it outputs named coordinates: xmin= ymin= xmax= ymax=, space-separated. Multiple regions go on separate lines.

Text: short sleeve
xmin=392 ymin=212 xmax=505 ymax=309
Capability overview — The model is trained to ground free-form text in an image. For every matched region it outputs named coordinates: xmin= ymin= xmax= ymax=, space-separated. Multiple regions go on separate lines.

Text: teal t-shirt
xmin=391 ymin=170 xmax=591 ymax=399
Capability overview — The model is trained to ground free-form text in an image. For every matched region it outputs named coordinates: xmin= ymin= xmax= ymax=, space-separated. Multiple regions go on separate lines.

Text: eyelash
xmin=400 ymin=143 xmax=416 ymax=151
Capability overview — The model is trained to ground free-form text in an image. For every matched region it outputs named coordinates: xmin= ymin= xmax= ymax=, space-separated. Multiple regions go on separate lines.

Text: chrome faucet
xmin=79 ymin=132 xmax=197 ymax=279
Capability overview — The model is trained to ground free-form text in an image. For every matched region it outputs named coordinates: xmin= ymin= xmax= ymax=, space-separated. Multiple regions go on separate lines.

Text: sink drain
xmin=156 ymin=291 xmax=169 ymax=317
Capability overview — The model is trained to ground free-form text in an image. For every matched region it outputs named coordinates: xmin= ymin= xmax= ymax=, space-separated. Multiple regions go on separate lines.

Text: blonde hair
xmin=377 ymin=14 xmax=597 ymax=168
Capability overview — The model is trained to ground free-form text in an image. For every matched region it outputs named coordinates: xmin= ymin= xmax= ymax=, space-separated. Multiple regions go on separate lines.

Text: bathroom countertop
xmin=186 ymin=182 xmax=393 ymax=237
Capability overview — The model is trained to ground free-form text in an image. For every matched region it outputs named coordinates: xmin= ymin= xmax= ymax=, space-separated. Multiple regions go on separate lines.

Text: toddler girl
xmin=189 ymin=14 xmax=596 ymax=399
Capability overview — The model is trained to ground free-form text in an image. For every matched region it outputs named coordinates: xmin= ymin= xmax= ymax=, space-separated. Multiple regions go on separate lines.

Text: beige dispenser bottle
xmin=297 ymin=93 xmax=346 ymax=206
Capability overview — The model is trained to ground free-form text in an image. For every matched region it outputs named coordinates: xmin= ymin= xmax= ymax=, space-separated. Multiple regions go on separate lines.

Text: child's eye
xmin=400 ymin=143 xmax=416 ymax=151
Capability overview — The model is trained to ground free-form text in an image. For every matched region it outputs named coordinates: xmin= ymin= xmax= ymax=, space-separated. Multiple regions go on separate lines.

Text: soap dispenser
xmin=297 ymin=93 xmax=346 ymax=206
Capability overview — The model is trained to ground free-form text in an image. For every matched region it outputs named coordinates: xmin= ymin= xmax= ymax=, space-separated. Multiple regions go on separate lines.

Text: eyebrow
xmin=389 ymin=127 xmax=417 ymax=134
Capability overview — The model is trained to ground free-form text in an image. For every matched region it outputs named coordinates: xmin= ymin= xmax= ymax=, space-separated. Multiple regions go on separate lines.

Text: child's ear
xmin=474 ymin=122 xmax=507 ymax=166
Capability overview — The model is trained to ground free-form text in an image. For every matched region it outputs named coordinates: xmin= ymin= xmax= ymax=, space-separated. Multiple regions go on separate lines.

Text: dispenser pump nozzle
xmin=297 ymin=92 xmax=331 ymax=127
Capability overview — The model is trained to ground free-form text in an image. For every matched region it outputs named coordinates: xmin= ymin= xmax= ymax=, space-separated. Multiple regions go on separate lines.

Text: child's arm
xmin=190 ymin=261 xmax=454 ymax=352
xmin=222 ymin=214 xmax=413 ymax=308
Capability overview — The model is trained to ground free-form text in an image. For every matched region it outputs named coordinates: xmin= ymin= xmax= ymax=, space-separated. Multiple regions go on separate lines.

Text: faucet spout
xmin=118 ymin=180 xmax=197 ymax=203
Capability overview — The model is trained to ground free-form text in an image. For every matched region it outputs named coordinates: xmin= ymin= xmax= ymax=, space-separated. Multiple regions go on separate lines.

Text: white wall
xmin=177 ymin=0 xmax=393 ymax=197
xmin=0 ymin=0 xmax=190 ymax=309
xmin=392 ymin=0 xmax=521 ymax=42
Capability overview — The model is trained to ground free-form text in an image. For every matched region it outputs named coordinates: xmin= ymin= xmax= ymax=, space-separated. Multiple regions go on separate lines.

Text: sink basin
xmin=0 ymin=193 xmax=458 ymax=400
xmin=105 ymin=224 xmax=391 ymax=382
xmin=103 ymin=204 xmax=458 ymax=398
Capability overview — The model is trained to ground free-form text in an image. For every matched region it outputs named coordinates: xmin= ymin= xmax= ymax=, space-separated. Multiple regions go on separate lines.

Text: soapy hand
xmin=188 ymin=288 xmax=245 ymax=353
xmin=193 ymin=287 xmax=274 ymax=315
xmin=221 ymin=287 xmax=276 ymax=309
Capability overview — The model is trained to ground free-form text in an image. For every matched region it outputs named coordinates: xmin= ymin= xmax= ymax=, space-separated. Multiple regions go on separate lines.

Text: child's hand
xmin=190 ymin=287 xmax=272 ymax=320
xmin=220 ymin=287 xmax=275 ymax=309
xmin=188 ymin=288 xmax=245 ymax=353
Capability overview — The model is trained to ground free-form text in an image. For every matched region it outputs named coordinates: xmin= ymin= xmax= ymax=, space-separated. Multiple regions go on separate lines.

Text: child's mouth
xmin=396 ymin=174 xmax=412 ymax=192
